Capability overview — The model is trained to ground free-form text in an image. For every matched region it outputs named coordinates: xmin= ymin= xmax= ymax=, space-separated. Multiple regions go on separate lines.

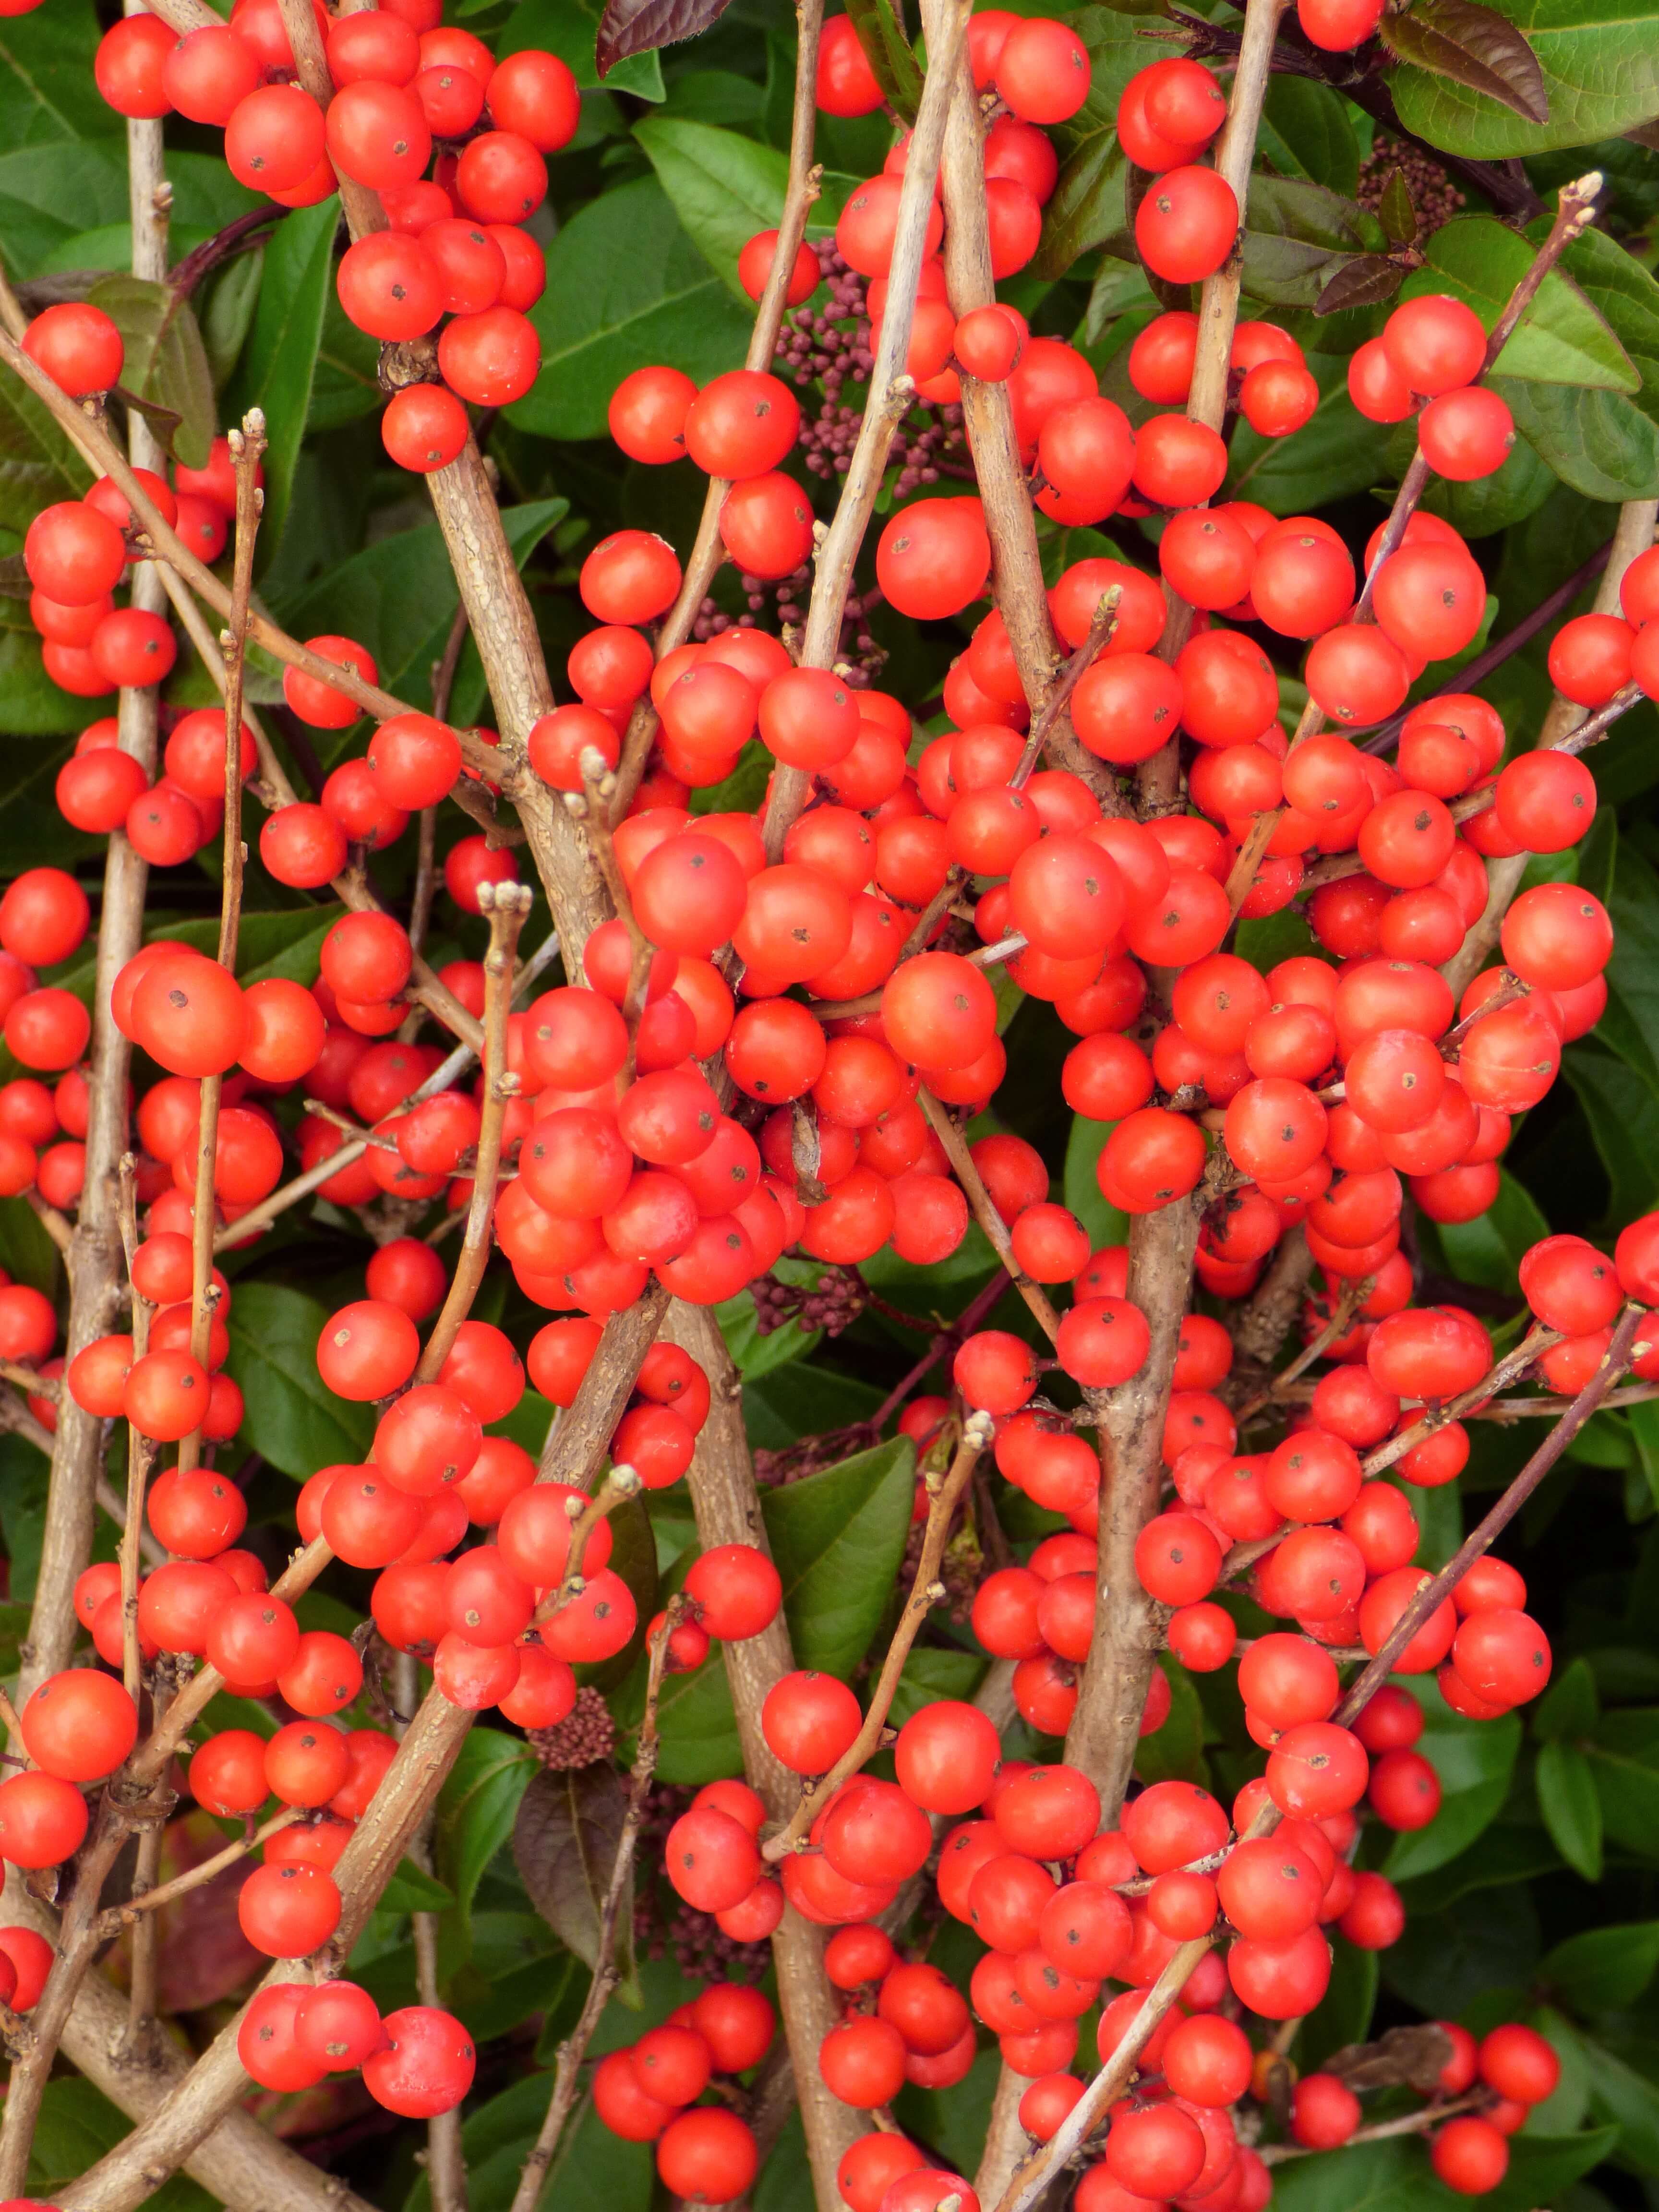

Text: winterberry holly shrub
xmin=0 ymin=1 xmax=1658 ymax=2212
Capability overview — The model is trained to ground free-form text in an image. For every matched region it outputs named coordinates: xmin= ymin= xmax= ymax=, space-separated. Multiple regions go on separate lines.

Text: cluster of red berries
xmin=1347 ymin=295 xmax=1515 ymax=480
xmin=591 ymin=1969 xmax=776 ymax=2202
xmin=238 ymin=1976 xmax=475 ymax=2117
xmin=89 ymin=0 xmax=578 ymax=458
xmin=1545 ymin=540 xmax=1659 ymax=707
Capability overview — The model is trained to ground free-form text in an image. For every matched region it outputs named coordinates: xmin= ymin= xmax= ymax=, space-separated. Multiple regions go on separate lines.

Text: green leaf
xmin=270 ymin=501 xmax=566 ymax=718
xmin=1257 ymin=75 xmax=1360 ymax=194
xmin=0 ymin=368 xmax=89 ymax=537
xmin=633 ymin=118 xmax=790 ymax=299
xmin=499 ymin=0 xmax=665 ymax=99
xmin=1587 ymin=1706 xmax=1659 ymax=1858
xmin=640 ymin=1650 xmax=743 ymax=1783
xmin=1383 ymin=1879 xmax=1540 ymax=2019
xmin=379 ymin=1859 xmax=457 ymax=1914
xmin=222 ymin=1283 xmax=373 ymax=1479
xmin=744 ymin=1362 xmax=885 ymax=1449
xmin=199 ymin=243 xmax=265 ymax=391
xmin=1564 ymin=1043 xmax=1659 ymax=1227
xmin=1299 ymin=1938 xmax=1379 ymax=2070
xmin=1534 ymin=1653 xmax=1601 ymax=1740
xmin=0 ymin=1194 xmax=60 ymax=1294
xmin=1382 ymin=1680 xmax=1522 ymax=1882
xmin=1034 ymin=130 xmax=1124 ymax=280
xmin=435 ymin=1726 xmax=536 ymax=1934
xmin=0 ymin=1432 xmax=49 ymax=1603
xmin=1241 ymin=175 xmax=1382 ymax=310
xmin=224 ymin=199 xmax=339 ymax=567
xmin=761 ymin=1436 xmax=916 ymax=1679
xmin=1419 ymin=430 xmax=1557 ymax=533
xmin=1064 ymin=1112 xmax=1130 ymax=1252
xmin=28 ymin=2079 xmax=215 ymax=2212
xmin=717 ymin=1286 xmax=821 ymax=1379
xmin=1378 ymin=167 xmax=1420 ymax=247
xmin=1226 ymin=350 xmax=1395 ymax=514
xmin=1512 ymin=369 xmax=1659 ymax=496
xmin=86 ymin=273 xmax=215 ymax=468
xmin=1572 ymin=2032 xmax=1659 ymax=2172
xmin=0 ymin=0 xmax=115 ymax=151
xmin=1434 ymin=1167 xmax=1550 ymax=1296
xmin=843 ymin=0 xmax=922 ymax=122
xmin=887 ymin=1646 xmax=987 ymax=1729
xmin=513 ymin=1763 xmax=636 ymax=1982
xmin=405 ymin=2079 xmax=652 ymax=2212
xmin=1267 ymin=2125 xmax=1616 ymax=2212
xmin=1541 ymin=1921 xmax=1659 ymax=2012
xmin=1389 ymin=0 xmax=1659 ymax=156
xmin=1378 ymin=0 xmax=1549 ymax=123
xmin=1401 ymin=216 xmax=1637 ymax=389
xmin=1538 ymin=225 xmax=1659 ymax=443
xmin=511 ymin=178 xmax=750 ymax=442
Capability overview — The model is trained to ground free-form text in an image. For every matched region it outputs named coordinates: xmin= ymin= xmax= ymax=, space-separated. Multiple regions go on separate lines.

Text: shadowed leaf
xmin=1380 ymin=0 xmax=1549 ymax=123
xmin=514 ymin=1763 xmax=635 ymax=1979
xmin=597 ymin=0 xmax=734 ymax=77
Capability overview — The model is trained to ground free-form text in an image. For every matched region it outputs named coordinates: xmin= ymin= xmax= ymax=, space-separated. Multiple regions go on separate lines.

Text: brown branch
xmin=508 ymin=1600 xmax=685 ymax=2212
xmin=537 ymin=1283 xmax=672 ymax=1487
xmin=915 ymin=1089 xmax=1060 ymax=1342
xmin=58 ymin=1663 xmax=500 ymax=2212
xmin=99 ymin=1811 xmax=301 ymax=1939
xmin=763 ymin=1416 xmax=990 ymax=1860
xmin=1229 ymin=1224 xmax=1314 ymax=1374
xmin=415 ymin=882 xmax=531 ymax=1379
xmin=117 ymin=1159 xmax=153 ymax=1708
xmin=666 ymin=1300 xmax=864 ymax=2204
xmin=1013 ymin=589 xmax=1121 ymax=787
xmin=765 ymin=0 xmax=973 ymax=859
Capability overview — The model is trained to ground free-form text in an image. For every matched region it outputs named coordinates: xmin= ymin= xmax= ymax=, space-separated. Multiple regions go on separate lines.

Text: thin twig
xmin=507 ymin=1600 xmax=685 ymax=2212
xmin=764 ymin=0 xmax=975 ymax=860
xmin=415 ymin=883 xmax=531 ymax=1380
xmin=914 ymin=1090 xmax=1060 ymax=1342
xmin=763 ymin=1417 xmax=989 ymax=1860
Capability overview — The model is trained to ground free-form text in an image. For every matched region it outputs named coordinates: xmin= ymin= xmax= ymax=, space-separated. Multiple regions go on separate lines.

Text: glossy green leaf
xmin=498 ymin=0 xmax=665 ymax=99
xmin=744 ymin=1362 xmax=885 ymax=1450
xmin=1241 ymin=176 xmax=1382 ymax=310
xmin=634 ymin=118 xmax=789 ymax=298
xmin=1400 ymin=216 xmax=1636 ymax=388
xmin=1390 ymin=0 xmax=1659 ymax=156
xmin=636 ymin=1648 xmax=742 ymax=1782
xmin=1378 ymin=0 xmax=1549 ymax=123
xmin=843 ymin=0 xmax=921 ymax=121
xmin=435 ymin=1726 xmax=536 ymax=1934
xmin=378 ymin=1860 xmax=457 ymax=1914
xmin=1064 ymin=1112 xmax=1130 ymax=1252
xmin=0 ymin=0 xmax=114 ymax=151
xmin=1419 ymin=430 xmax=1557 ymax=532
xmin=1034 ymin=132 xmax=1125 ymax=280
xmin=405 ymin=2078 xmax=652 ymax=2212
xmin=87 ymin=273 xmax=215 ymax=468
xmin=1541 ymin=1921 xmax=1659 ymax=2012
xmin=1299 ymin=1937 xmax=1379 ymax=2070
xmin=222 ymin=1283 xmax=374 ymax=1479
xmin=1435 ymin=1168 xmax=1550 ymax=1295
xmin=1534 ymin=1653 xmax=1601 ymax=1740
xmin=1257 ymin=75 xmax=1360 ymax=193
xmin=1383 ymin=1681 xmax=1522 ymax=1881
xmin=1573 ymin=2031 xmax=1659 ymax=2171
xmin=0 ymin=370 xmax=89 ymax=537
xmin=28 ymin=2079 xmax=214 ymax=2212
xmin=761 ymin=1435 xmax=916 ymax=1678
xmin=512 ymin=179 xmax=750 ymax=441
xmin=1268 ymin=2126 xmax=1616 ymax=2212
xmin=225 ymin=199 xmax=338 ymax=566
xmin=1514 ymin=371 xmax=1659 ymax=498
xmin=1564 ymin=1043 xmax=1659 ymax=1227
xmin=887 ymin=1646 xmax=987 ymax=1730
xmin=1587 ymin=1706 xmax=1659 ymax=1857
